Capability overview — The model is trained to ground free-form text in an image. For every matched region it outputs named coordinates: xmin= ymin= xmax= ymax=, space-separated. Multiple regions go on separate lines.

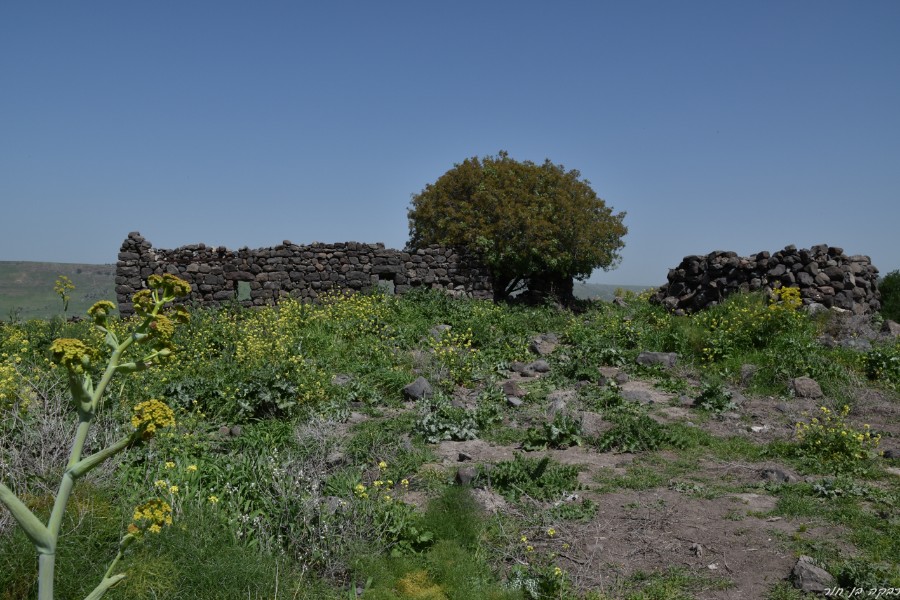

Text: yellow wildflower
xmin=87 ymin=300 xmax=116 ymax=324
xmin=49 ymin=338 xmax=92 ymax=373
xmin=131 ymin=399 xmax=176 ymax=439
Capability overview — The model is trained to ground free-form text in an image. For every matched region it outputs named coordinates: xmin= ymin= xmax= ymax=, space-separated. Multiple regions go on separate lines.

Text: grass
xmin=2 ymin=285 xmax=899 ymax=598
xmin=0 ymin=261 xmax=116 ymax=320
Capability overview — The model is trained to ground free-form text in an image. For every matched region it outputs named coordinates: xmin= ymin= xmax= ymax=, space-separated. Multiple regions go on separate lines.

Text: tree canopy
xmin=407 ymin=151 xmax=627 ymax=303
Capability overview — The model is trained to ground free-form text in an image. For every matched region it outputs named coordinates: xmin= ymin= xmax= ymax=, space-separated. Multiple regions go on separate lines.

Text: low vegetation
xmin=1 ymin=281 xmax=899 ymax=598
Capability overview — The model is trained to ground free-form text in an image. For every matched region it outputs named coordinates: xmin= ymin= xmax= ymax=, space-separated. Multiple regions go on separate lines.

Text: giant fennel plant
xmin=0 ymin=274 xmax=191 ymax=600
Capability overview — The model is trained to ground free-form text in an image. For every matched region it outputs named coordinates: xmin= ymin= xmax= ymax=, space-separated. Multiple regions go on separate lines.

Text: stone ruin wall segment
xmin=651 ymin=244 xmax=880 ymax=315
xmin=115 ymin=232 xmax=494 ymax=316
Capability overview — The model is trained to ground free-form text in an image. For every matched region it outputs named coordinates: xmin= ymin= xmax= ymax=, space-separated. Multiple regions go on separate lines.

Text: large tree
xmin=408 ymin=151 xmax=627 ymax=304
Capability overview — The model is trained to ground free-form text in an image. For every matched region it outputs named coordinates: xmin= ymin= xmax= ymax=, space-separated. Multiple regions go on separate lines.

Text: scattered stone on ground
xmin=791 ymin=555 xmax=835 ymax=593
xmin=598 ymin=366 xmax=629 ymax=385
xmin=791 ymin=376 xmax=823 ymax=399
xmin=529 ymin=359 xmax=551 ymax=373
xmin=635 ymin=351 xmax=678 ymax=368
xmin=403 ymin=376 xmax=433 ymax=400
xmin=530 ymin=333 xmax=560 ymax=356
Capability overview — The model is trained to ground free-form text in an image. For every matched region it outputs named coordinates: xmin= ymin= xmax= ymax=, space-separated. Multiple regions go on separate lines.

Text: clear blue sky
xmin=2 ymin=1 xmax=898 ymax=286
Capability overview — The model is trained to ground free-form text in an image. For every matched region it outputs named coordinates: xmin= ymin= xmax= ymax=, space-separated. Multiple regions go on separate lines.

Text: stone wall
xmin=651 ymin=244 xmax=880 ymax=315
xmin=116 ymin=232 xmax=494 ymax=315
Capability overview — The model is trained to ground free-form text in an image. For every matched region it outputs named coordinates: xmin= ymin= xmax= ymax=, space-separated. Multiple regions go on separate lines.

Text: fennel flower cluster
xmin=131 ymin=399 xmax=176 ymax=439
xmin=148 ymin=273 xmax=193 ymax=298
xmin=87 ymin=300 xmax=116 ymax=325
xmin=49 ymin=338 xmax=93 ymax=373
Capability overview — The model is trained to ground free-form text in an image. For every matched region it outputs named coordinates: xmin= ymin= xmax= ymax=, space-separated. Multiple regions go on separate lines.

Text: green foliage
xmin=879 ymin=269 xmax=900 ymax=322
xmin=864 ymin=341 xmax=900 ymax=389
xmin=416 ymin=395 xmax=479 ymax=444
xmin=693 ymin=380 xmax=734 ymax=413
xmin=595 ymin=402 xmax=693 ymax=452
xmin=793 ymin=405 xmax=882 ymax=475
xmin=674 ymin=289 xmax=808 ymax=364
xmin=548 ymin=497 xmax=599 ymax=522
xmin=482 ymin=454 xmax=580 ymax=502
xmin=408 ymin=151 xmax=627 ymax=301
xmin=836 ymin=557 xmax=897 ymax=589
xmin=521 ymin=412 xmax=583 ymax=451
xmin=507 ymin=562 xmax=572 ymax=600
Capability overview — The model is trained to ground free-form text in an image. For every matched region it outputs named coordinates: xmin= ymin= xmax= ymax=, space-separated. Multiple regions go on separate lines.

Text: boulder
xmin=529 ymin=333 xmax=559 ymax=356
xmin=529 ymin=359 xmax=551 ymax=373
xmin=403 ymin=376 xmax=433 ymax=400
xmin=791 ymin=556 xmax=834 ymax=593
xmin=791 ymin=377 xmax=823 ymax=399
xmin=636 ymin=352 xmax=678 ymax=369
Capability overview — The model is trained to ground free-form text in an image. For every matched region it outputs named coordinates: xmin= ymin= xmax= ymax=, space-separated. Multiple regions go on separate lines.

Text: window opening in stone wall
xmin=375 ymin=276 xmax=395 ymax=295
xmin=236 ymin=281 xmax=251 ymax=301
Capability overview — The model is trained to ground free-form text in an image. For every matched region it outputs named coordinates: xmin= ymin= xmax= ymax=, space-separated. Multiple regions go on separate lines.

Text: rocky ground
xmin=335 ymin=325 xmax=900 ymax=598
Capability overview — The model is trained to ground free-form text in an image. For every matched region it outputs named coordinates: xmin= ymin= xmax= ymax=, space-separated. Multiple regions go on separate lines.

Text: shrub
xmin=864 ymin=342 xmax=900 ymax=389
xmin=794 ymin=405 xmax=882 ymax=474
xmin=879 ymin=269 xmax=900 ymax=322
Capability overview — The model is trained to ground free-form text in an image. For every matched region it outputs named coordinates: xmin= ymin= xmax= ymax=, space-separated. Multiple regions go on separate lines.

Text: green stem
xmin=83 ymin=574 xmax=127 ymax=600
xmin=46 ymin=472 xmax=75 ymax=545
xmin=0 ymin=482 xmax=51 ymax=552
xmin=38 ymin=552 xmax=55 ymax=600
xmin=69 ymin=435 xmax=136 ymax=480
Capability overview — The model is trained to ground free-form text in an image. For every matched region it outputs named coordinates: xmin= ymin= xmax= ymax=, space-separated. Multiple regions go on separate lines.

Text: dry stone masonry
xmin=651 ymin=244 xmax=880 ymax=315
xmin=116 ymin=232 xmax=493 ymax=316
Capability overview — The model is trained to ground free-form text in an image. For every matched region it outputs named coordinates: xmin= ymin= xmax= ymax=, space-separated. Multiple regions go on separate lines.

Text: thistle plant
xmin=0 ymin=274 xmax=191 ymax=600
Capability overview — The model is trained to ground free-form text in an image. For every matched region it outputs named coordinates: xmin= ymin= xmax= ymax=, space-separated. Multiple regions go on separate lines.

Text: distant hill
xmin=0 ymin=262 xmax=117 ymax=321
xmin=0 ymin=261 xmax=651 ymax=320
xmin=573 ymin=282 xmax=653 ymax=301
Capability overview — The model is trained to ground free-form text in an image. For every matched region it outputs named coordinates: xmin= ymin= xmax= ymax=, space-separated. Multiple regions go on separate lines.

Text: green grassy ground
xmin=0 ymin=261 xmax=117 ymax=320
xmin=1 ymin=285 xmax=898 ymax=599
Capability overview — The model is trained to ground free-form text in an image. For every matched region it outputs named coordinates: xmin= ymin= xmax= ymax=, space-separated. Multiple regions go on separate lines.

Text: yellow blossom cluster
xmin=795 ymin=405 xmax=881 ymax=469
xmin=149 ymin=314 xmax=175 ymax=339
xmin=0 ymin=361 xmax=22 ymax=414
xmin=428 ymin=327 xmax=478 ymax=384
xmin=769 ymin=285 xmax=803 ymax=311
xmin=131 ymin=399 xmax=176 ymax=439
xmin=353 ymin=462 xmax=410 ymax=503
xmin=129 ymin=498 xmax=173 ymax=535
xmin=148 ymin=274 xmax=192 ymax=298
xmin=49 ymin=338 xmax=93 ymax=373
xmin=87 ymin=300 xmax=116 ymax=324
xmin=315 ymin=291 xmax=391 ymax=338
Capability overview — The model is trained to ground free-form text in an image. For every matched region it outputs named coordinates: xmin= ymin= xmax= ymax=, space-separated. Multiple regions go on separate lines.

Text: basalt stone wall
xmin=651 ymin=244 xmax=880 ymax=315
xmin=116 ymin=232 xmax=494 ymax=316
